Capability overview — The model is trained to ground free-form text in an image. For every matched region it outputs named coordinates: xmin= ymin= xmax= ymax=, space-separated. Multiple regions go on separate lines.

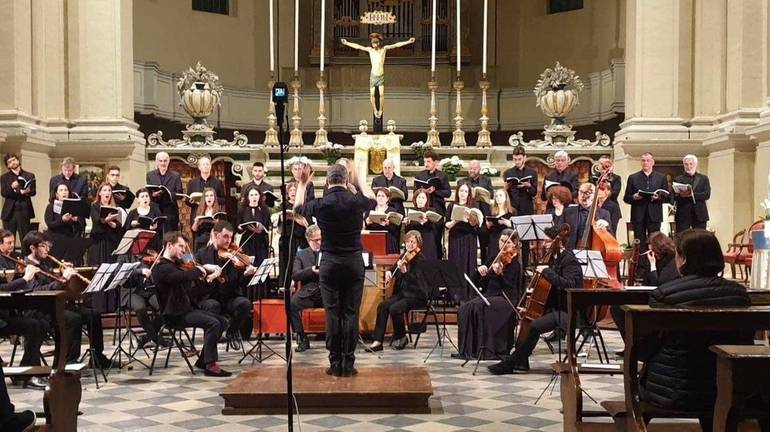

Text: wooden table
xmin=711 ymin=345 xmax=770 ymax=432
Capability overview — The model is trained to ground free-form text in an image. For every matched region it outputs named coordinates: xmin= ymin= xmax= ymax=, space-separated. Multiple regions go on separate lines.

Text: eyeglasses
xmin=308 ymin=237 xmax=321 ymax=243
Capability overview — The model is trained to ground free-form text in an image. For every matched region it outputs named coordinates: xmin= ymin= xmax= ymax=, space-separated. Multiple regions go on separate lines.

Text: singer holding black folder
xmin=623 ymin=152 xmax=669 ymax=246
xmin=414 ymin=151 xmax=450 ymax=258
xmin=146 ymin=151 xmax=183 ymax=232
xmin=88 ymin=183 xmax=124 ymax=265
xmin=237 ymin=187 xmax=271 ymax=262
xmin=125 ymin=188 xmax=165 ymax=252
xmin=1 ymin=153 xmax=36 ymax=242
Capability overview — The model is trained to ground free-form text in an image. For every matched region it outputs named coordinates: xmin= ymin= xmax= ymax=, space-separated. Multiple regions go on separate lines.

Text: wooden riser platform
xmin=221 ymin=366 xmax=433 ymax=415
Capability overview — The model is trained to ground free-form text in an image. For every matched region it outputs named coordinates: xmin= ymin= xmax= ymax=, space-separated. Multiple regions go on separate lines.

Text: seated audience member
xmin=640 ymin=229 xmax=751 ymax=425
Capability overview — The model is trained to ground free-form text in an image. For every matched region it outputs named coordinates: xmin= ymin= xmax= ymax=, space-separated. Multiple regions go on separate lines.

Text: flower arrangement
xmin=480 ymin=165 xmax=499 ymax=177
xmin=410 ymin=141 xmax=433 ymax=164
xmin=440 ymin=156 xmax=464 ymax=181
xmin=318 ymin=143 xmax=344 ymax=165
xmin=287 ymin=156 xmax=313 ymax=167
xmin=533 ymin=61 xmax=584 ymax=106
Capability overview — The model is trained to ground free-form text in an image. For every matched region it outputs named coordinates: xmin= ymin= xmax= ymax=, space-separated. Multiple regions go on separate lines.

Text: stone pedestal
xmin=352 ymin=134 xmax=402 ymax=181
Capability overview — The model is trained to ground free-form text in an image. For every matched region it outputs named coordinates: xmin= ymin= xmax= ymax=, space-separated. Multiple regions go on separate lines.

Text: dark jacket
xmin=459 ymin=175 xmax=494 ymax=217
xmin=186 ymin=175 xmax=226 ymax=226
xmin=541 ymin=169 xmax=579 ymax=203
xmin=474 ymin=259 xmax=521 ymax=304
xmin=643 ymin=256 xmax=679 ymax=286
xmin=672 ymin=172 xmax=710 ymax=227
xmin=393 ymin=253 xmax=430 ymax=301
xmin=503 ymin=166 xmax=538 ymax=216
xmin=195 ymin=245 xmax=244 ymax=301
xmin=372 ymin=174 xmax=408 ymax=215
xmin=292 ymin=247 xmax=320 ymax=298
xmin=146 ymin=169 xmax=183 ymax=229
xmin=1 ymin=169 xmax=36 ymax=220
xmin=49 ymin=173 xmax=88 ymax=199
xmin=623 ymin=170 xmax=669 ymax=224
xmin=563 ymin=205 xmax=612 ymax=250
xmin=0 ymin=255 xmax=28 ymax=292
xmin=601 ymin=199 xmax=621 ymax=235
xmin=591 ymin=172 xmax=622 ymax=203
xmin=642 ymin=275 xmax=751 ymax=412
xmin=151 ymin=257 xmax=204 ymax=317
xmin=542 ymin=250 xmax=584 ymax=311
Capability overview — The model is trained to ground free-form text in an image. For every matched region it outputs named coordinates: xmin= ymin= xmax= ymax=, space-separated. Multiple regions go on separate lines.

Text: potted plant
xmin=318 ymin=143 xmax=344 ymax=165
xmin=410 ymin=141 xmax=433 ymax=166
xmin=440 ymin=156 xmax=463 ymax=181
xmin=480 ymin=165 xmax=499 ymax=178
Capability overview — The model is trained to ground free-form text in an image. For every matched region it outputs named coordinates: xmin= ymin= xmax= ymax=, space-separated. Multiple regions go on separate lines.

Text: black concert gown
xmin=364 ymin=205 xmax=401 ymax=254
xmin=405 ymin=208 xmax=438 ymax=261
xmin=446 ymin=203 xmax=479 ymax=300
xmin=237 ymin=204 xmax=271 ymax=268
xmin=486 ymin=212 xmax=514 ymax=260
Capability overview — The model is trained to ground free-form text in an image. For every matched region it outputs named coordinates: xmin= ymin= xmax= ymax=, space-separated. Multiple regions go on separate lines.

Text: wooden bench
xmin=711 ymin=345 xmax=770 ymax=432
xmin=616 ymin=305 xmax=770 ymax=432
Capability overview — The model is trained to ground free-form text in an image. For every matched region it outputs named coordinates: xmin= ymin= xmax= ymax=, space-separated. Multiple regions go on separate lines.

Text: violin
xmin=141 ymin=249 xmax=159 ymax=266
xmin=385 ymin=246 xmax=421 ymax=292
xmin=217 ymin=244 xmax=252 ymax=270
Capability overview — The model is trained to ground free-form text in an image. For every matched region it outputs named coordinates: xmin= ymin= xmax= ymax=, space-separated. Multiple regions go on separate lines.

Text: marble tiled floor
xmin=4 ymin=325 xmax=630 ymax=431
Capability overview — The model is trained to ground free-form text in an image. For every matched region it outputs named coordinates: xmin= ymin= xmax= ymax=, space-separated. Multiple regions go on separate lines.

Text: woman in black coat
xmin=641 ymin=229 xmax=751 ymax=424
xmin=455 ymin=229 xmax=521 ymax=360
xmin=364 ymin=188 xmax=401 ymax=254
xmin=237 ymin=187 xmax=271 ymax=267
xmin=44 ymin=183 xmax=83 ymax=262
xmin=446 ymin=183 xmax=481 ymax=300
xmin=403 ymin=189 xmax=438 ymax=261
xmin=88 ymin=183 xmax=124 ymax=265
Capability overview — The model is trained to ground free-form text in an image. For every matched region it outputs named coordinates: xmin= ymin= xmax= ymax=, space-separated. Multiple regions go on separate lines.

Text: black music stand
xmin=422 ymin=260 xmax=464 ymax=362
xmin=241 ymin=257 xmax=284 ymax=364
xmin=572 ymin=250 xmax=611 ymax=364
xmin=79 ymin=262 xmax=120 ymax=388
xmin=511 ymin=214 xmax=553 ymax=266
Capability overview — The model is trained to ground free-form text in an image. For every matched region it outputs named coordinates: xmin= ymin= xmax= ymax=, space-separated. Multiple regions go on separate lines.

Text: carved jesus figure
xmin=341 ymin=33 xmax=416 ymax=119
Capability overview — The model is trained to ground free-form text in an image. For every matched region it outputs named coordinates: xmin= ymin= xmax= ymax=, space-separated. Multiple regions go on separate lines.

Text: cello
xmin=516 ymin=224 xmax=570 ymax=347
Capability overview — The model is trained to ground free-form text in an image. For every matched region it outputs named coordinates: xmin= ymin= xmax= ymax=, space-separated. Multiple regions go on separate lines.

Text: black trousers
xmin=290 ymin=290 xmax=323 ymax=337
xmin=675 ymin=218 xmax=706 ymax=233
xmin=0 ymin=364 xmax=14 ymax=423
xmin=610 ymin=304 xmax=626 ymax=341
xmin=63 ymin=306 xmax=103 ymax=363
xmin=0 ymin=316 xmax=48 ymax=366
xmin=121 ymin=290 xmax=162 ymax=341
xmin=373 ymin=295 xmax=425 ymax=342
xmin=632 ymin=221 xmax=661 ymax=247
xmin=510 ymin=310 xmax=567 ymax=366
xmin=198 ymin=296 xmax=251 ymax=336
xmin=2 ymin=209 xmax=31 ymax=243
xmin=319 ymin=252 xmax=364 ymax=366
xmin=167 ymin=309 xmax=226 ymax=364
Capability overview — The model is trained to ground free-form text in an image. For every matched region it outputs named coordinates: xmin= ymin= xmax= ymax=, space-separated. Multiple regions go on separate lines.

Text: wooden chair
xmin=724 ymin=229 xmax=747 ymax=280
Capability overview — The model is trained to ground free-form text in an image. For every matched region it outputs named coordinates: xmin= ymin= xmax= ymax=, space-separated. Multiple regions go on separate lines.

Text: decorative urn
xmin=534 ymin=62 xmax=584 ymax=125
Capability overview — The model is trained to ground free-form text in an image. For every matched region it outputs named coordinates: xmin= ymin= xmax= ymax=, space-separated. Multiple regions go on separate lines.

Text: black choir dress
xmin=365 ymin=205 xmax=401 ymax=254
xmin=486 ymin=212 xmax=514 ymax=260
xmin=192 ymin=214 xmax=217 ymax=251
xmin=237 ymin=204 xmax=271 ymax=267
xmin=456 ymin=259 xmax=521 ymax=360
xmin=405 ymin=207 xmax=438 ymax=261
xmin=44 ymin=202 xmax=84 ymax=264
xmin=124 ymin=203 xmax=164 ymax=252
xmin=88 ymin=203 xmax=124 ymax=265
xmin=279 ymin=212 xmax=308 ymax=285
xmin=446 ymin=203 xmax=479 ymax=299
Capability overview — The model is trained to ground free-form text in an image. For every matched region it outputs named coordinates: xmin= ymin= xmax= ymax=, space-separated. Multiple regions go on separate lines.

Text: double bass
xmin=515 ymin=224 xmax=570 ymax=347
xmin=577 ymin=171 xmax=623 ymax=289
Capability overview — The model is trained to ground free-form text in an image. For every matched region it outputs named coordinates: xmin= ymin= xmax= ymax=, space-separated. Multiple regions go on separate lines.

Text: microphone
xmin=272 ymin=82 xmax=289 ymax=131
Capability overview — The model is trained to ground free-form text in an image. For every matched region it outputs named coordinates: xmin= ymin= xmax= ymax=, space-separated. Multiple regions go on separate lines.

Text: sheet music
xmin=572 ymin=249 xmax=609 ymax=279
xmin=104 ymin=262 xmax=141 ymax=292
xmin=248 ymin=257 xmax=278 ymax=286
xmin=511 ymin=214 xmax=554 ymax=241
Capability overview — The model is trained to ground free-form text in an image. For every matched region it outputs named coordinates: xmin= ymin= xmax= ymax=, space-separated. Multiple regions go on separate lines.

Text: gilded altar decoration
xmin=146 ymin=62 xmax=249 ymax=148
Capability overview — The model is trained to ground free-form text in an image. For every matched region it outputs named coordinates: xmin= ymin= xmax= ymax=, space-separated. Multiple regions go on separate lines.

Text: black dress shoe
xmin=392 ymin=337 xmax=409 ymax=350
xmin=325 ymin=365 xmax=342 ymax=377
xmin=204 ymin=367 xmax=232 ymax=377
xmin=543 ymin=328 xmax=565 ymax=343
xmin=0 ymin=409 xmax=35 ymax=432
xmin=368 ymin=344 xmax=383 ymax=352
xmin=295 ymin=336 xmax=310 ymax=353
xmin=340 ymin=366 xmax=358 ymax=377
xmin=487 ymin=360 xmax=515 ymax=375
xmin=450 ymin=353 xmax=468 ymax=360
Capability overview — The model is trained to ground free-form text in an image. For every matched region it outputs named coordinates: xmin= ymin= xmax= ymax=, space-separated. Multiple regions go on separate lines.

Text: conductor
xmin=294 ymin=163 xmax=376 ymax=377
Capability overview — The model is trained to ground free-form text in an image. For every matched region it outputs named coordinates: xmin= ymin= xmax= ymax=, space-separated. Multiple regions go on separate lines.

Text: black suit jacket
xmin=502 ymin=166 xmax=538 ymax=215
xmin=1 ymin=169 xmax=36 ymax=220
xmin=563 ymin=205 xmax=612 ymax=250
xmin=413 ymin=169 xmax=451 ymax=215
xmin=672 ymin=172 xmax=710 ymax=225
xmin=49 ymin=173 xmax=88 ymax=199
xmin=591 ymin=172 xmax=622 ymax=203
xmin=241 ymin=180 xmax=275 ymax=206
xmin=541 ymin=169 xmax=579 ymax=202
xmin=152 ymin=257 xmax=203 ymax=317
xmin=292 ymin=247 xmax=320 ymax=298
xmin=0 ymin=255 xmax=28 ymax=293
xmin=371 ymin=174 xmax=409 ymax=214
xmin=623 ymin=170 xmax=669 ymax=224
xmin=146 ymin=169 xmax=183 ymax=228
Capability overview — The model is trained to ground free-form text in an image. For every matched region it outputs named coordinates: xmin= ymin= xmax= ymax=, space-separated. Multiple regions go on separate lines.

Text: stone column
xmin=691 ymin=0 xmax=726 ymax=138
xmin=706 ymin=146 xmax=756 ymax=247
xmin=65 ymin=0 xmax=143 ymax=142
xmin=0 ymin=0 xmax=34 ymax=121
xmin=725 ymin=0 xmax=767 ymax=117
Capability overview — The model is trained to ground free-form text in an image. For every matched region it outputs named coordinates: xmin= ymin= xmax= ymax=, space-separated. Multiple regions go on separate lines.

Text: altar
xmin=352 ymin=133 xmax=402 ymax=180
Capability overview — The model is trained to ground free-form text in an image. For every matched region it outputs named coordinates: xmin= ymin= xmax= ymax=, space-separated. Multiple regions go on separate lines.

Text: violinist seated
xmin=453 ymin=229 xmax=522 ymax=361
xmin=120 ymin=259 xmax=165 ymax=348
xmin=0 ymin=229 xmax=49 ymax=390
xmin=152 ymin=231 xmax=231 ymax=377
xmin=563 ymin=183 xmax=611 ymax=250
xmin=369 ymin=230 xmax=429 ymax=352
xmin=488 ymin=225 xmax=583 ymax=375
xmin=21 ymin=231 xmax=115 ymax=369
xmin=611 ymin=232 xmax=680 ymax=342
xmin=194 ymin=221 xmax=255 ymax=344
xmin=289 ymin=225 xmax=322 ymax=353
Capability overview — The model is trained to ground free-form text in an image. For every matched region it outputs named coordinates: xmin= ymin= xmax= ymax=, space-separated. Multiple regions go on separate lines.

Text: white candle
xmin=456 ymin=0 xmax=461 ymax=74
xmin=320 ymin=0 xmax=325 ymax=72
xmin=482 ymin=0 xmax=488 ymax=76
xmin=431 ymin=0 xmax=437 ymax=74
xmin=294 ymin=0 xmax=299 ymax=75
xmin=269 ymin=0 xmax=275 ymax=73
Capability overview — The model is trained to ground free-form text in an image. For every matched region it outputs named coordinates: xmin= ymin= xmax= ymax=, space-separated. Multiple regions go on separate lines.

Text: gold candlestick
xmin=450 ymin=78 xmax=466 ymax=147
xmin=264 ymin=79 xmax=279 ymax=146
xmin=289 ymin=76 xmax=304 ymax=147
xmin=427 ymin=79 xmax=442 ymax=147
xmin=314 ymin=76 xmax=329 ymax=147
xmin=476 ymin=78 xmax=491 ymax=147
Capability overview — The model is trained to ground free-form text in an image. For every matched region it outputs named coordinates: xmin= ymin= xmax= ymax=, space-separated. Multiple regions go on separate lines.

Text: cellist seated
xmin=369 ymin=230 xmax=428 ymax=352
xmin=563 ymin=183 xmax=611 ymax=250
xmin=488 ymin=225 xmax=583 ymax=375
